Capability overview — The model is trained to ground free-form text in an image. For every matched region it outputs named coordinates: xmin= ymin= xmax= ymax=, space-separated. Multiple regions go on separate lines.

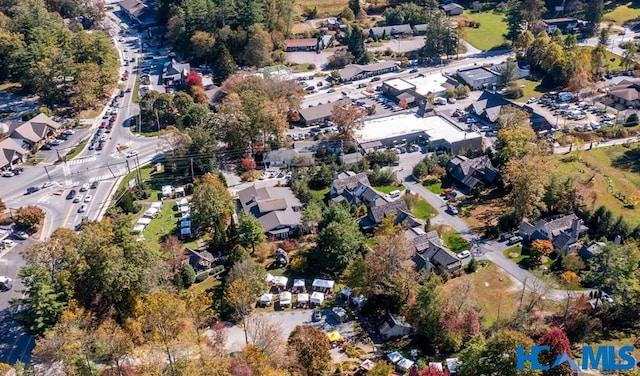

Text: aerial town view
xmin=1 ymin=0 xmax=640 ymax=374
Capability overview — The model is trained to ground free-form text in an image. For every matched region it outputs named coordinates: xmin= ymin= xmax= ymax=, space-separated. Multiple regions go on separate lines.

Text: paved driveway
xmin=211 ymin=308 xmax=356 ymax=353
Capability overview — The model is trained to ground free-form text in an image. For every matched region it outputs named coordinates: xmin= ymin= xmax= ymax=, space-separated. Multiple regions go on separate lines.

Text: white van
xmin=389 ymin=190 xmax=401 ymax=198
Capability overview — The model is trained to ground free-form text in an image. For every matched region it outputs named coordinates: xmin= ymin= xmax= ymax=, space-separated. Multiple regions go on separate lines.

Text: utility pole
xmin=105 ymin=163 xmax=116 ymax=178
xmin=190 ymin=157 xmax=195 ymax=181
xmin=55 ymin=149 xmax=63 ymax=163
xmin=43 ymin=166 xmax=51 ymax=182
xmin=125 ymin=159 xmax=131 ymax=174
xmin=155 ymin=109 xmax=161 ymax=131
xmin=135 ymin=154 xmax=143 ymax=187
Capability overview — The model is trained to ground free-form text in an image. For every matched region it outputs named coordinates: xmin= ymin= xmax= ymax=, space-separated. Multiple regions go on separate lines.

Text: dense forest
xmin=0 ymin=0 xmax=119 ymax=112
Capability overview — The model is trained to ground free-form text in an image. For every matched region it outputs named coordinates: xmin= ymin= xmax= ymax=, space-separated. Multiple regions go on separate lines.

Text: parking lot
xmin=527 ymin=94 xmax=619 ymax=133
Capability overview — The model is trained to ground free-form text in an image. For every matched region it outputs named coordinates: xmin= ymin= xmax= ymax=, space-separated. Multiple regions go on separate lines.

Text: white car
xmin=80 ymin=183 xmax=90 ymax=192
xmin=0 ymin=276 xmax=13 ymax=291
xmin=447 ymin=205 xmax=459 ymax=215
xmin=73 ymin=195 xmax=83 ymax=203
xmin=63 ymin=129 xmax=76 ymax=135
xmin=42 ymin=181 xmax=54 ymax=188
xmin=78 ymin=204 xmax=88 ymax=213
xmin=2 ymin=240 xmax=16 ymax=249
xmin=125 ymin=150 xmax=138 ymax=158
xmin=84 ymin=195 xmax=92 ymax=202
xmin=457 ymin=250 xmax=471 ymax=259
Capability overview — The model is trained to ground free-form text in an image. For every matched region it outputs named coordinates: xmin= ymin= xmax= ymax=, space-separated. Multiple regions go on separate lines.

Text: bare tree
xmin=245 ymin=314 xmax=286 ymax=359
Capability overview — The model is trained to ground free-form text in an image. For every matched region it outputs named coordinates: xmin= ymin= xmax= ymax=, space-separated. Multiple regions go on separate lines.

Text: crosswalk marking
xmin=67 ymin=156 xmax=97 ymax=166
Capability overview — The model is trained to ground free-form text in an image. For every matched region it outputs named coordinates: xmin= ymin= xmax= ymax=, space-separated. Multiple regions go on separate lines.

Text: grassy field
xmin=63 ymin=138 xmax=89 ymax=161
xmin=440 ymin=262 xmax=519 ymax=327
xmin=297 ymin=0 xmax=347 ymax=17
xmin=442 ymin=229 xmax=471 ymax=252
xmin=503 ymin=245 xmax=524 ymax=263
xmin=117 ymin=164 xmax=154 ymax=191
xmin=141 ymin=201 xmax=181 ymax=252
xmin=374 ymin=185 xmax=406 ymax=194
xmin=290 ymin=63 xmax=317 ymax=73
xmin=555 ymin=145 xmax=640 ymax=226
xmin=575 ymin=46 xmax=624 ymax=71
xmin=511 ymin=78 xmax=550 ymax=103
xmin=0 ymin=82 xmax=21 ymax=92
xmin=190 ymin=276 xmax=222 ymax=294
xmin=603 ymin=2 xmax=640 ymax=25
xmin=310 ymin=187 xmax=329 ymax=200
xmin=455 ymin=10 xmax=508 ymax=51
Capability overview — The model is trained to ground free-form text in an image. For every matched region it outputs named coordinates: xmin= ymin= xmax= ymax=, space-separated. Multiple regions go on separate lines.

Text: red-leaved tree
xmin=185 ymin=71 xmax=203 ymax=90
xmin=241 ymin=157 xmax=256 ymax=171
xmin=185 ymin=71 xmax=207 ymax=103
xmin=418 ymin=365 xmax=450 ymax=376
xmin=538 ymin=327 xmax=573 ymax=376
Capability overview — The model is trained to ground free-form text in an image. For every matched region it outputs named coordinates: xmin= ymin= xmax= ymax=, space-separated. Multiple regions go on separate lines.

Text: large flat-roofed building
xmin=338 ymin=61 xmax=399 ymax=82
xmin=457 ymin=66 xmax=501 ymax=90
xmin=382 ymin=73 xmax=462 ymax=106
xmin=356 ymin=113 xmax=482 ymax=153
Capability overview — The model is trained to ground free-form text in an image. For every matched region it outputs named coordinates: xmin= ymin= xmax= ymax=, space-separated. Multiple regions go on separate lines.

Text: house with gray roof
xmin=378 ymin=313 xmax=411 ymax=340
xmin=236 ymin=185 xmax=303 ymax=238
xmin=263 ymin=148 xmax=314 ymax=168
xmin=185 ymin=248 xmax=215 ymax=273
xmin=368 ymin=24 xmax=413 ymax=40
xmin=457 ymin=66 xmax=501 ymax=90
xmin=338 ymin=61 xmax=399 ymax=82
xmin=445 ymin=155 xmax=499 ymax=191
xmin=406 ymin=227 xmax=461 ymax=274
xmin=519 ymin=214 xmax=588 ymax=254
xmin=440 ymin=2 xmax=464 ymax=16
xmin=297 ymin=99 xmax=349 ymax=126
xmin=360 ymin=199 xmax=418 ymax=230
xmin=162 ymin=59 xmax=191 ymax=89
xmin=119 ymin=0 xmax=155 ymax=26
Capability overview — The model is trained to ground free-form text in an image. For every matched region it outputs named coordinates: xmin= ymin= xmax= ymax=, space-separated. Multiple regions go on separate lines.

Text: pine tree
xmin=347 ymin=24 xmax=367 ymax=64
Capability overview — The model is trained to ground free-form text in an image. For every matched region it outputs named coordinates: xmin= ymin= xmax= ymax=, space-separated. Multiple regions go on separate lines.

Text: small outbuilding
xmin=297 ymin=293 xmax=309 ymax=308
xmin=279 ymin=291 xmax=292 ymax=307
xmin=378 ymin=313 xmax=412 ymax=340
xmin=260 ymin=293 xmax=273 ymax=307
xmin=310 ymin=291 xmax=325 ymax=306
xmin=312 ymin=279 xmax=335 ymax=292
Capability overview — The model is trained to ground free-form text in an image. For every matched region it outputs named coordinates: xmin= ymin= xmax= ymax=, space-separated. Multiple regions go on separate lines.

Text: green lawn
xmin=555 ymin=145 xmax=640 ymax=226
xmin=373 ymin=185 xmax=406 ymax=194
xmin=310 ymin=187 xmax=329 ymax=200
xmin=290 ymin=63 xmax=317 ymax=73
xmin=456 ymin=10 xmax=508 ymax=51
xmin=117 ymin=164 xmax=154 ymax=191
xmin=511 ymin=78 xmax=550 ymax=103
xmin=141 ymin=201 xmax=181 ymax=252
xmin=297 ymin=0 xmax=347 ymax=16
xmin=503 ymin=245 xmax=525 ymax=263
xmin=603 ymin=2 xmax=640 ymax=25
xmin=412 ymin=198 xmax=436 ymax=220
xmin=576 ymin=46 xmax=624 ymax=71
xmin=442 ymin=229 xmax=471 ymax=253
xmin=190 ymin=276 xmax=222 ymax=294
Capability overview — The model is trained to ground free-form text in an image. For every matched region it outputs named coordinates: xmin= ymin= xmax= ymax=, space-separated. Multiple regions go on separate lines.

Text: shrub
xmin=195 ymin=272 xmax=209 ymax=283
xmin=289 ymin=254 xmax=308 ymax=272
xmin=182 ymin=263 xmax=196 ymax=286
xmin=466 ymin=257 xmax=478 ymax=273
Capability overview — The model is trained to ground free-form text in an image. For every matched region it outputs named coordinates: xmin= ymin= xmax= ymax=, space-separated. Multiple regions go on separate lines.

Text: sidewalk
xmin=554 ymin=136 xmax=640 ymax=154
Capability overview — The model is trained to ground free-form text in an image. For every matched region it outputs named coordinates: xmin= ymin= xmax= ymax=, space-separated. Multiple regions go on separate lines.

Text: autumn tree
xmin=503 ymin=154 xmax=554 ymax=220
xmin=191 ymin=174 xmax=235 ymax=245
xmin=237 ymin=213 xmax=266 ymax=254
xmin=225 ymin=279 xmax=256 ymax=344
xmin=504 ymin=0 xmax=523 ymax=44
xmin=369 ymin=361 xmax=394 ymax=376
xmin=529 ymin=239 xmax=553 ymax=266
xmin=495 ymin=106 xmax=537 ymax=164
xmin=288 ymin=325 xmax=332 ymax=376
xmin=406 ymin=277 xmax=445 ymax=352
xmin=331 ymin=102 xmax=367 ymax=140
xmin=190 ymin=31 xmax=215 ymax=62
xmin=185 ymin=70 xmax=207 ymax=103
xmin=15 ymin=205 xmax=45 ymax=229
xmin=0 ymin=198 xmax=5 ymax=213
xmin=420 ymin=366 xmax=450 ymax=376
xmin=521 ymin=0 xmax=546 ymax=30
xmin=538 ymin=327 xmax=573 ymax=376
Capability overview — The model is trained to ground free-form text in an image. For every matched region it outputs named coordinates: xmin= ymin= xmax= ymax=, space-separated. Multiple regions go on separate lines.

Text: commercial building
xmin=284 ymin=38 xmax=318 ymax=52
xmin=297 ymin=99 xmax=349 ymax=126
xmin=382 ymin=73 xmax=462 ymax=106
xmin=456 ymin=66 xmax=501 ymax=90
xmin=356 ymin=113 xmax=482 ymax=153
xmin=338 ymin=61 xmax=399 ymax=82
xmin=119 ymin=0 xmax=155 ymax=27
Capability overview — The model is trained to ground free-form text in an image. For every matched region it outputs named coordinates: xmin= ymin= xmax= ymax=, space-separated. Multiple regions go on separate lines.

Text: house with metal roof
xmin=8 ymin=113 xmax=61 ymax=150
xmin=0 ymin=138 xmax=29 ymax=171
xmin=236 ymin=185 xmax=303 ymax=238
xmin=368 ymin=24 xmax=413 ymax=40
xmin=119 ymin=0 xmax=156 ymax=26
xmin=440 ymin=2 xmax=464 ymax=16
xmin=406 ymin=227 xmax=462 ymax=274
xmin=284 ymin=38 xmax=318 ymax=52
xmin=457 ymin=66 xmax=501 ymax=90
xmin=518 ymin=214 xmax=588 ymax=254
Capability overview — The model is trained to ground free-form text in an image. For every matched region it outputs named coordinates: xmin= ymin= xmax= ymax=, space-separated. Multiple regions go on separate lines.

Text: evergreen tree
xmin=504 ymin=0 xmax=523 ymax=44
xmin=584 ymin=0 xmax=604 ymax=37
xmin=212 ymin=43 xmax=236 ymax=85
xmin=347 ymin=24 xmax=369 ymax=64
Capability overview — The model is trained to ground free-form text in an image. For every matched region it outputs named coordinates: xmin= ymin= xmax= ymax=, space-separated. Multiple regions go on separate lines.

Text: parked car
xmin=2 ymin=171 xmax=14 ymax=177
xmin=499 ymin=233 xmax=515 ymax=242
xmin=409 ymin=68 xmax=419 ymax=73
xmin=90 ymin=181 xmax=98 ymax=189
xmin=457 ymin=250 xmax=471 ymax=259
xmin=447 ymin=205 xmax=459 ymax=215
xmin=370 ymin=77 xmax=381 ymax=82
xmin=313 ymin=311 xmax=323 ymax=322
xmin=42 ymin=181 xmax=54 ymax=188
xmin=63 ymin=129 xmax=76 ymax=135
xmin=78 ymin=204 xmax=88 ymax=213
xmin=507 ymin=235 xmax=524 ymax=245
xmin=80 ymin=183 xmax=90 ymax=192
xmin=84 ymin=195 xmax=92 ymax=202
xmin=73 ymin=195 xmax=83 ymax=203
xmin=13 ymin=231 xmax=29 ymax=240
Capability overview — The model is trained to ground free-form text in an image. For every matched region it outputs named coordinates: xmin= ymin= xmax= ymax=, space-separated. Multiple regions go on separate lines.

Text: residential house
xmin=338 ymin=61 xmax=399 ymax=82
xmin=119 ymin=0 xmax=155 ymax=27
xmin=378 ymin=313 xmax=412 ymax=340
xmin=0 ymin=138 xmax=29 ymax=171
xmin=162 ymin=59 xmax=190 ymax=88
xmin=606 ymin=80 xmax=640 ymax=109
xmin=8 ymin=113 xmax=61 ymax=150
xmin=263 ymin=148 xmax=314 ymax=168
xmin=578 ymin=242 xmax=606 ymax=261
xmin=542 ymin=17 xmax=578 ymax=34
xmin=236 ymin=185 xmax=304 ymax=238
xmin=297 ymin=99 xmax=349 ymax=126
xmin=445 ymin=155 xmax=499 ymax=191
xmin=413 ymin=24 xmax=427 ymax=35
xmin=472 ymin=91 xmax=551 ymax=132
xmin=519 ymin=214 xmax=589 ymax=254
xmin=457 ymin=66 xmax=501 ymax=90
xmin=329 ymin=171 xmax=384 ymax=207
xmin=440 ymin=2 xmax=464 ymax=16
xmin=284 ymin=38 xmax=317 ymax=52
xmin=406 ymin=227 xmax=462 ymax=274
xmin=368 ymin=24 xmax=413 ymax=40
xmin=360 ymin=198 xmax=423 ymax=230
xmin=184 ymin=248 xmax=215 ymax=273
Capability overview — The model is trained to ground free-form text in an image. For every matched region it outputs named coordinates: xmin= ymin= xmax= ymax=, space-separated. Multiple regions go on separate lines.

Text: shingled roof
xmin=331 ymin=172 xmax=370 ymax=195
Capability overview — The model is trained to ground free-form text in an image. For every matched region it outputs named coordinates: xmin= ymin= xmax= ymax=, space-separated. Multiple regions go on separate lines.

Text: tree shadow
xmin=611 ymin=146 xmax=640 ymax=173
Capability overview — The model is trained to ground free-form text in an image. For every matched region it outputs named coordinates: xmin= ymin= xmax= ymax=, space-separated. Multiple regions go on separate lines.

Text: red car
xmin=100 ymin=122 xmax=106 ymax=128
